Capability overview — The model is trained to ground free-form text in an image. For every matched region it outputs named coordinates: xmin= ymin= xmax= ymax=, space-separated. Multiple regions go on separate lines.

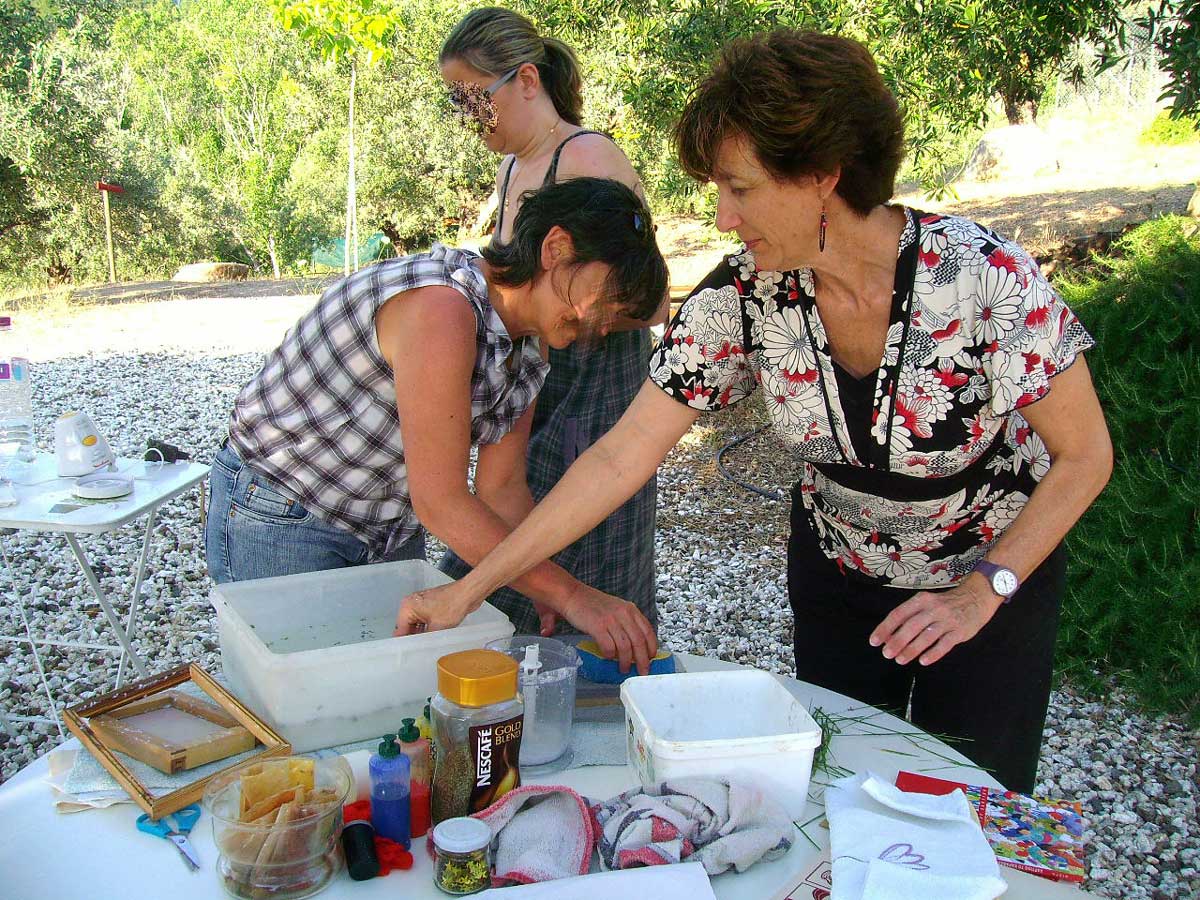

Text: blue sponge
xmin=576 ymin=639 xmax=676 ymax=684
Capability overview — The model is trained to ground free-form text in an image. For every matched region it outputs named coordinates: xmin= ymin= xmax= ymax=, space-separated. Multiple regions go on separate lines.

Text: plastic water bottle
xmin=0 ymin=316 xmax=35 ymax=469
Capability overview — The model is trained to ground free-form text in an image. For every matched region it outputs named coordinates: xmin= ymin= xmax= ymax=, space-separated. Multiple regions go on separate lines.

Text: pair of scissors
xmin=136 ymin=803 xmax=202 ymax=871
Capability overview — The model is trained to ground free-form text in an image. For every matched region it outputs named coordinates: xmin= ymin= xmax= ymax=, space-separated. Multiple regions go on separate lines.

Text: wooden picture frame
xmin=88 ymin=690 xmax=257 ymax=775
xmin=64 ymin=662 xmax=291 ymax=819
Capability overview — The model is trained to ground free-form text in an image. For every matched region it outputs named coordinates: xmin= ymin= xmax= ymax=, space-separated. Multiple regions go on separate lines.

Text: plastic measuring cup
xmin=484 ymin=635 xmax=577 ymax=772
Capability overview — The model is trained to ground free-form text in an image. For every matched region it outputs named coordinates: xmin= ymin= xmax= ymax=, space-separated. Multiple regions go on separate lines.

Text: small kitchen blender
xmin=484 ymin=635 xmax=578 ymax=773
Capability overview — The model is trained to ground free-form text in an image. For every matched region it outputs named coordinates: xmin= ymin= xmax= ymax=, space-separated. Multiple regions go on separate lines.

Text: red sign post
xmin=97 ymin=181 xmax=124 ymax=283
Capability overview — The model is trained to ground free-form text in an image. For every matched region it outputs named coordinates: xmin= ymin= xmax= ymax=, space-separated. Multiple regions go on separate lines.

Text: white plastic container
xmin=620 ymin=670 xmax=822 ymax=819
xmin=210 ymin=560 xmax=514 ymax=752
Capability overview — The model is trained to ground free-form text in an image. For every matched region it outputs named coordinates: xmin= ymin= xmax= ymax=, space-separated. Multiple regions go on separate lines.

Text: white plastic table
xmin=0 ymin=653 xmax=1096 ymax=899
xmin=0 ymin=453 xmax=209 ymax=737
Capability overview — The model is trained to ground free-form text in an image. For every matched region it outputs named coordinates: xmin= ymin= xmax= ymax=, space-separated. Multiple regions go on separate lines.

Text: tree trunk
xmin=268 ymin=233 xmax=281 ymax=280
xmin=344 ymin=60 xmax=356 ymax=277
xmin=1003 ymin=96 xmax=1039 ymax=125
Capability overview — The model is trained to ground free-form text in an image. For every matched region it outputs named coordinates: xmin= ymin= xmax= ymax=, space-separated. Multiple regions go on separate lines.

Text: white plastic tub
xmin=210 ymin=560 xmax=514 ymax=752
xmin=621 ymin=670 xmax=822 ymax=819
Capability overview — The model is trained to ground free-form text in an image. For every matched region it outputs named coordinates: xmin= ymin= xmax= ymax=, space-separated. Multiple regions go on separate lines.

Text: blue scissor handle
xmin=137 ymin=803 xmax=201 ymax=837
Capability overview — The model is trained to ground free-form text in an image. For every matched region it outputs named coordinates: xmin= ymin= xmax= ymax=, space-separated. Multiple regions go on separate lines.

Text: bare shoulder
xmin=375 ymin=284 xmax=477 ymax=364
xmin=555 ymin=133 xmax=641 ymax=192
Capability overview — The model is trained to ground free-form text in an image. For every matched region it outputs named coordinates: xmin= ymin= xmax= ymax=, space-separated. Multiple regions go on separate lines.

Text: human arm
xmin=396 ymin=381 xmax=700 ymax=666
xmin=870 ymin=358 xmax=1112 ymax=665
xmin=472 ymin=406 xmax=561 ymax=636
xmin=377 ymin=286 xmax=649 ymax=651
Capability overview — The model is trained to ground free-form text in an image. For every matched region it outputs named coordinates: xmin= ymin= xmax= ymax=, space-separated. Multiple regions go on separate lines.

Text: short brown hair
xmin=674 ymin=30 xmax=905 ymax=215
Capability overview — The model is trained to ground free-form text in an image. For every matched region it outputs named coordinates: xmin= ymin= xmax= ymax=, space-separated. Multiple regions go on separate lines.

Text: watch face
xmin=993 ymin=568 xmax=1019 ymax=596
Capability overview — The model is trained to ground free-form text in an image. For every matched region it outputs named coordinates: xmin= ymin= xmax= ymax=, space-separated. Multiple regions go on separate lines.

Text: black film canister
xmin=342 ymin=817 xmax=380 ymax=881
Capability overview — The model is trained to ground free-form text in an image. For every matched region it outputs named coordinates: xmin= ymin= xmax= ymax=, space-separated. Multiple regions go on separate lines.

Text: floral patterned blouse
xmin=649 ymin=208 xmax=1095 ymax=589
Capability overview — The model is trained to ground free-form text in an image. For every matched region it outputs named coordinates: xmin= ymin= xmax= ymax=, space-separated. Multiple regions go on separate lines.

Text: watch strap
xmin=973 ymin=559 xmax=1019 ymax=603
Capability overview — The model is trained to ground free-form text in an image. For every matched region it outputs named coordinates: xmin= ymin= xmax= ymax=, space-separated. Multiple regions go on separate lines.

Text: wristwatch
xmin=973 ymin=560 xmax=1020 ymax=603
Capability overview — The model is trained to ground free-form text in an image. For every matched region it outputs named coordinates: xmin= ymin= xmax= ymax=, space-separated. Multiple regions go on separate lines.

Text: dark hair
xmin=674 ymin=30 xmax=905 ymax=215
xmin=440 ymin=7 xmax=583 ymax=126
xmin=481 ymin=177 xmax=667 ymax=322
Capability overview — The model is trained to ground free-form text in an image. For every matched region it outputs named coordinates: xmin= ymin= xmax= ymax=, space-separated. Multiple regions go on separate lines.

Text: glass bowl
xmin=203 ymin=755 xmax=353 ymax=900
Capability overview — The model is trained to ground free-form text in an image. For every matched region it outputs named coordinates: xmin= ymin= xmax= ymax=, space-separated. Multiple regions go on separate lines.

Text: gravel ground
xmin=0 ymin=296 xmax=1196 ymax=898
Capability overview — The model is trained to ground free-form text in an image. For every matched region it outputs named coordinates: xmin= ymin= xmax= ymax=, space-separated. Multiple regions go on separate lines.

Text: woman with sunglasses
xmin=436 ymin=7 xmax=668 ymax=645
xmin=206 ymin=177 xmax=667 ymax=660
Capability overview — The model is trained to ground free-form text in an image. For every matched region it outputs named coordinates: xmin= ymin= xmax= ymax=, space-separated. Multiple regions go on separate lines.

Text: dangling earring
xmin=818 ymin=207 xmax=828 ymax=253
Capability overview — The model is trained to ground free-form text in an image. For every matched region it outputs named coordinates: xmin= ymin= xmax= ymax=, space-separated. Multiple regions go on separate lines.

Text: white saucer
xmin=73 ymin=472 xmax=134 ymax=500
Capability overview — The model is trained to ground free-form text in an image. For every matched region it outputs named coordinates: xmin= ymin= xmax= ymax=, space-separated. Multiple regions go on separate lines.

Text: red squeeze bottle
xmin=396 ymin=718 xmax=432 ymax=837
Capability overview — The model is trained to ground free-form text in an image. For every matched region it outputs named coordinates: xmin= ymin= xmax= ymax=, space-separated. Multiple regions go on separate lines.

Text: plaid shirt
xmin=440 ymin=330 xmax=658 ymax=633
xmin=228 ymin=244 xmax=548 ymax=559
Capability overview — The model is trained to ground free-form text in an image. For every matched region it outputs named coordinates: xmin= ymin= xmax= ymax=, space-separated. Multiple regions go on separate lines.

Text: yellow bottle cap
xmin=437 ymin=649 xmax=518 ymax=708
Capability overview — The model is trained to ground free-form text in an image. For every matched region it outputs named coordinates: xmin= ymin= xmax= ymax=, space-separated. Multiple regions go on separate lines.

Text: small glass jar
xmin=432 ymin=816 xmax=491 ymax=895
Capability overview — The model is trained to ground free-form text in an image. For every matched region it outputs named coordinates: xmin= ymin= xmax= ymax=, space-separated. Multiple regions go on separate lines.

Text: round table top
xmin=0 ymin=653 xmax=1090 ymax=899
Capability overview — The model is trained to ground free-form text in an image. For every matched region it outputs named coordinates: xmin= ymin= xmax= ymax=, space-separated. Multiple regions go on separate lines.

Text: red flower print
xmin=1026 ymin=305 xmax=1051 ymax=330
xmin=782 ymin=368 xmax=819 ymax=385
xmin=932 ymin=319 xmax=961 ymax=342
xmin=987 ymin=248 xmax=1028 ymax=287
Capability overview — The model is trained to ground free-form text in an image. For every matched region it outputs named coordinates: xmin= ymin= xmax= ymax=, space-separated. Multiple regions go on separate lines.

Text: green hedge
xmin=1057 ymin=216 xmax=1200 ymax=723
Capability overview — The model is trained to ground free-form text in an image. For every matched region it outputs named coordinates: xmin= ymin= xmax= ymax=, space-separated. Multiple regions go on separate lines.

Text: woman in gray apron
xmin=437 ymin=7 xmax=666 ymax=638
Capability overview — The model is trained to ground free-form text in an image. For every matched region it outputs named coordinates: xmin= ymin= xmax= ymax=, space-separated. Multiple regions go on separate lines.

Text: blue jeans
xmin=205 ymin=443 xmax=425 ymax=583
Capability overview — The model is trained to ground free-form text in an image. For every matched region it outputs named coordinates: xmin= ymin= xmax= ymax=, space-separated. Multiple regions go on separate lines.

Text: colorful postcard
xmin=895 ymin=771 xmax=1086 ymax=884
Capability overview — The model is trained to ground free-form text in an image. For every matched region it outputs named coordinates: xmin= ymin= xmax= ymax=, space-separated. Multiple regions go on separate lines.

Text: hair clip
xmin=633 ymin=212 xmax=644 ymax=234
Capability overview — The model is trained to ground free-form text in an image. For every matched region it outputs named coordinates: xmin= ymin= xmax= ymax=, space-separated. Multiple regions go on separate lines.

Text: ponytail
xmin=538 ymin=37 xmax=583 ymax=126
xmin=441 ymin=7 xmax=583 ymax=126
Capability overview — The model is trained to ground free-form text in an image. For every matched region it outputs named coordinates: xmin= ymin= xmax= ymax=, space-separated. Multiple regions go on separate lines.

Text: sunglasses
xmin=446 ymin=67 xmax=519 ymax=135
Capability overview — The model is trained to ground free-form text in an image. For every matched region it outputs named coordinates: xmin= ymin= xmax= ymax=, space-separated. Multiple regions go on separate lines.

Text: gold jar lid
xmin=437 ymin=649 xmax=518 ymax=707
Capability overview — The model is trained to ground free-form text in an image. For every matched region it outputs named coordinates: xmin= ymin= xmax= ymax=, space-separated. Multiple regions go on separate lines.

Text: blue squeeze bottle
xmin=369 ymin=734 xmax=411 ymax=848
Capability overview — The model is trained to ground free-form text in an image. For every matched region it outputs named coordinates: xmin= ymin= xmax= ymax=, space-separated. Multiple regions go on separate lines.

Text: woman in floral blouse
xmin=396 ymin=31 xmax=1112 ymax=792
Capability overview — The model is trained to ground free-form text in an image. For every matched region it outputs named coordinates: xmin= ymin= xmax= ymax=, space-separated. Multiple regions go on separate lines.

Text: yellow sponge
xmin=575 ymin=639 xmax=675 ymax=684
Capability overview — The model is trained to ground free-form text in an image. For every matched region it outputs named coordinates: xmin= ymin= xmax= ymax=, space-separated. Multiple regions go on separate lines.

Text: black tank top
xmin=492 ymin=129 xmax=612 ymax=242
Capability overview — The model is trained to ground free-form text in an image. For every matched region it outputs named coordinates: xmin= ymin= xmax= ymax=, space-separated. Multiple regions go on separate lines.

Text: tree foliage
xmin=1057 ymin=217 xmax=1200 ymax=723
xmin=0 ymin=0 xmax=1186 ymax=286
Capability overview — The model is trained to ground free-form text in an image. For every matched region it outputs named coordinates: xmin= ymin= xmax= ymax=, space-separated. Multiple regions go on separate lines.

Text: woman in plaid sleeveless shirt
xmin=207 ymin=177 xmax=665 ymax=662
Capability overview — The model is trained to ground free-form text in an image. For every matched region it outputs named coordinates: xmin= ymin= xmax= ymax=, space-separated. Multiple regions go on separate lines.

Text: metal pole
xmin=102 ymin=189 xmax=116 ymax=283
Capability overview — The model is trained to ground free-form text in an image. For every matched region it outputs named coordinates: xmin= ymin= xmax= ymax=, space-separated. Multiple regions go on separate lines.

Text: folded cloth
xmin=590 ymin=777 xmax=794 ymax=876
xmin=46 ymin=748 xmax=128 ymax=813
xmin=825 ymin=771 xmax=1007 ymax=900
xmin=472 ymin=785 xmax=595 ymax=886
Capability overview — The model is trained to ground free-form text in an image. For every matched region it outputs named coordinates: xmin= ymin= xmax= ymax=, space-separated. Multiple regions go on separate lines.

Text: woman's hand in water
xmin=559 ymin=583 xmax=658 ymax=676
xmin=394 ymin=582 xmax=477 ymax=636
xmin=396 ymin=578 xmax=656 ymax=675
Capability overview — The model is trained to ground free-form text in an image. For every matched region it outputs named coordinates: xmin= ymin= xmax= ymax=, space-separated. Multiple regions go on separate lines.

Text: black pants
xmin=788 ymin=492 xmax=1065 ymax=793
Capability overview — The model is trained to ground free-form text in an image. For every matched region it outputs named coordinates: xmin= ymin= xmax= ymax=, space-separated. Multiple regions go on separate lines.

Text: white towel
xmin=591 ymin=777 xmax=794 ymax=875
xmin=825 ymin=771 xmax=1007 ymax=900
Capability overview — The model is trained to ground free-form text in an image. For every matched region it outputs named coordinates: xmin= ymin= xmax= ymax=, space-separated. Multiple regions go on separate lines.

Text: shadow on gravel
xmin=934 ymin=182 xmax=1197 ymax=254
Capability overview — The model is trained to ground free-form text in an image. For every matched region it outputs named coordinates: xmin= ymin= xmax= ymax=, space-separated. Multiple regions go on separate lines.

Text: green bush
xmin=1057 ymin=216 xmax=1200 ymax=724
xmin=1139 ymin=109 xmax=1200 ymax=145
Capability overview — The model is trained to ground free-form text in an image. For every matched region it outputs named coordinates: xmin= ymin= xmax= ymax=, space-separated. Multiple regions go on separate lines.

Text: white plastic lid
xmin=432 ymin=816 xmax=491 ymax=854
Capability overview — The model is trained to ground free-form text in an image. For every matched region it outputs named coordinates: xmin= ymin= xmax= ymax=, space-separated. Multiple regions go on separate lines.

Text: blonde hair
xmin=440 ymin=6 xmax=583 ymax=126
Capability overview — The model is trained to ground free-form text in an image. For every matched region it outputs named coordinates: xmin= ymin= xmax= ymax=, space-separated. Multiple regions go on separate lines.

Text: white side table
xmin=0 ymin=453 xmax=210 ymax=737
